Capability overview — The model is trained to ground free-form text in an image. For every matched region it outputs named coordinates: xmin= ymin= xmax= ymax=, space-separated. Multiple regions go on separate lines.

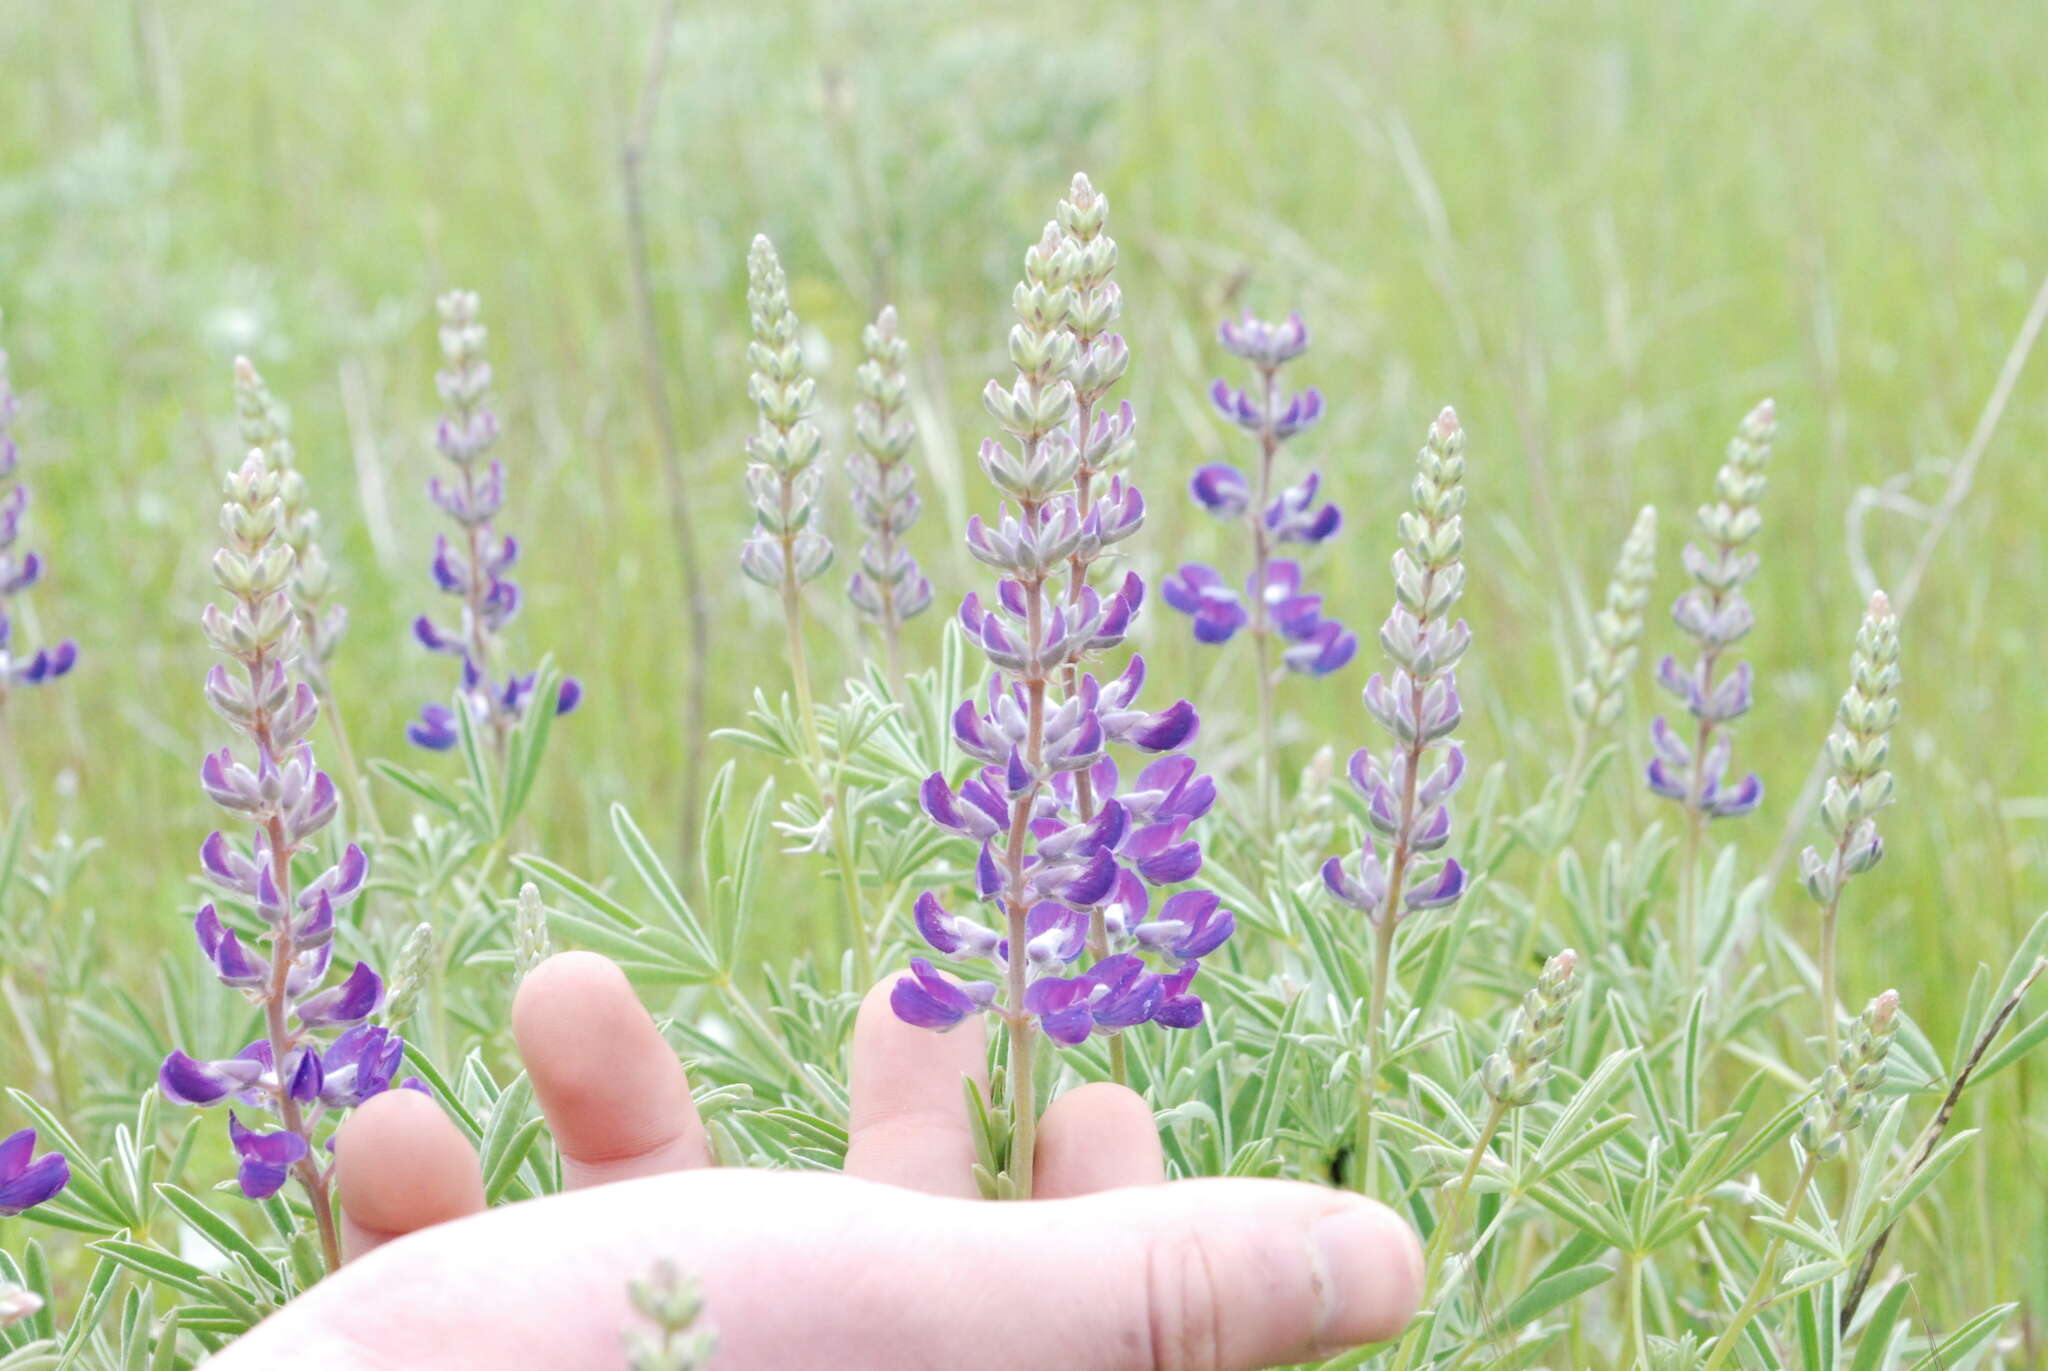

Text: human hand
xmin=212 ymin=953 xmax=1422 ymax=1370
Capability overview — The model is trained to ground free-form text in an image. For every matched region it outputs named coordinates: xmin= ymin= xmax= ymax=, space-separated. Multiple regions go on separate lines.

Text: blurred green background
xmin=2 ymin=0 xmax=2044 ymax=1339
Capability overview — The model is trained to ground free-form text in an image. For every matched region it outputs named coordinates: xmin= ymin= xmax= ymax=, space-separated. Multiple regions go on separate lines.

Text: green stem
xmin=1700 ymin=1159 xmax=1819 ymax=1371
xmin=1354 ymin=917 xmax=1398 ymax=1194
xmin=779 ymin=578 xmax=872 ymax=989
xmin=1819 ymin=906 xmax=1840 ymax=1066
xmin=1389 ymin=1101 xmax=1508 ymax=1371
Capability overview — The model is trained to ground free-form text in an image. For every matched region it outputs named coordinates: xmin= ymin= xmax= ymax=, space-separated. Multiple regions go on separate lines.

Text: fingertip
xmin=514 ymin=950 xmax=710 ymax=1183
xmin=335 ymin=1088 xmax=483 ymax=1260
xmin=1035 ymin=1081 xmax=1164 ymax=1198
xmin=1309 ymin=1198 xmax=1426 ymax=1349
xmin=845 ymin=972 xmax=989 ymax=1197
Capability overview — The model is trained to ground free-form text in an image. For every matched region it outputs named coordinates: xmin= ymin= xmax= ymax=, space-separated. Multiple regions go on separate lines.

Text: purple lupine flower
xmin=846 ymin=305 xmax=932 ymax=688
xmin=1648 ymin=400 xmax=1775 ymax=822
xmin=1323 ymin=408 xmax=1472 ymax=928
xmin=0 ymin=1128 xmax=68 ymax=1217
xmin=892 ymin=178 xmax=1234 ymax=1160
xmin=409 ymin=291 xmax=579 ymax=753
xmin=1167 ymin=310 xmax=1349 ymax=827
xmin=0 ymin=316 xmax=77 ymax=697
xmin=161 ymin=452 xmax=414 ymax=1272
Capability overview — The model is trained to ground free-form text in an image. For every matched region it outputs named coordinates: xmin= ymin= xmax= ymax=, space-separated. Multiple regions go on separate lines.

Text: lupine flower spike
xmin=0 ymin=316 xmax=79 ymax=743
xmin=1324 ymin=406 xmax=1471 ymax=1194
xmin=736 ymin=236 xmax=868 ymax=981
xmin=846 ymin=305 xmax=931 ymax=693
xmin=895 ymin=178 xmax=1227 ymax=1195
xmin=1801 ymin=591 xmax=1899 ymax=1060
xmin=1164 ymin=309 xmax=1352 ymax=828
xmin=233 ymin=358 xmax=379 ymax=835
xmin=1650 ymin=399 xmax=1774 ymax=988
xmin=159 ymin=451 xmax=420 ymax=1273
xmin=409 ymin=291 xmax=581 ymax=755
xmin=0 ymin=1128 xmax=68 ymax=1217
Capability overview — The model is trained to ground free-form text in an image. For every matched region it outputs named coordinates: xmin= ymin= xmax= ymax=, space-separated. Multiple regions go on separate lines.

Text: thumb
xmin=1008 ymin=1177 xmax=1424 ymax=1370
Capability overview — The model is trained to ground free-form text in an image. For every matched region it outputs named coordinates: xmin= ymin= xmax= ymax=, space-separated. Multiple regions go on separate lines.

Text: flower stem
xmin=778 ymin=569 xmax=872 ymax=989
xmin=1354 ymin=916 xmax=1398 ymax=1194
xmin=1700 ymin=1158 xmax=1819 ymax=1371
xmin=1389 ymin=1099 xmax=1507 ymax=1371
xmin=1246 ymin=365 xmax=1281 ymax=834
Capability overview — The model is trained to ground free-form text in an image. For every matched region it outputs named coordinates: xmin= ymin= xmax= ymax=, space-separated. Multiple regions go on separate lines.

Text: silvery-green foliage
xmin=2 ymin=174 xmax=2045 ymax=1371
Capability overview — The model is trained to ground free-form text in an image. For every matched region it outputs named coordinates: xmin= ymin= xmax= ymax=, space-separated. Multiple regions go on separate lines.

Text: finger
xmin=845 ymin=974 xmax=989 ymax=1197
xmin=1033 ymin=1081 xmax=1166 ymax=1198
xmin=513 ymin=951 xmax=712 ymax=1187
xmin=333 ymin=1087 xmax=484 ymax=1262
xmin=245 ymin=1171 xmax=1423 ymax=1371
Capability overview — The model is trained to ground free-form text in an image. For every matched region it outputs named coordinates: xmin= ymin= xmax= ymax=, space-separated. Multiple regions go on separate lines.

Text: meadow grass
xmin=2 ymin=0 xmax=2045 ymax=1345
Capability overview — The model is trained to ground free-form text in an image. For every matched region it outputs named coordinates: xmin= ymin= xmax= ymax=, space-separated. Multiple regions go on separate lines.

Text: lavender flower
xmin=160 ymin=451 xmax=416 ymax=1272
xmin=892 ymin=178 xmax=1229 ymax=1194
xmin=846 ymin=305 xmax=931 ymax=688
xmin=1568 ymin=505 xmax=1657 ymax=730
xmin=0 ymin=317 xmax=78 ymax=698
xmin=1323 ymin=408 xmax=1472 ymax=928
xmin=1323 ymin=407 xmax=1471 ymax=1194
xmin=409 ymin=291 xmax=580 ymax=753
xmin=1652 ymin=400 xmax=1774 ymax=989
xmin=0 ymin=1128 xmax=68 ymax=1217
xmin=1801 ymin=591 xmax=1899 ymax=1059
xmin=1646 ymin=400 xmax=1776 ymax=822
xmin=735 ymin=236 xmax=869 ymax=977
xmin=1165 ymin=309 xmax=1350 ymax=828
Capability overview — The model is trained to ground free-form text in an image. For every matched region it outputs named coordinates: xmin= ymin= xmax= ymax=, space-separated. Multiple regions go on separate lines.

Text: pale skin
xmin=214 ymin=952 xmax=1423 ymax=1371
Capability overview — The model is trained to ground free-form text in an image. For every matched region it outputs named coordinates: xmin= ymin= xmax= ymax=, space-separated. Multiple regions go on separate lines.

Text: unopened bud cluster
xmin=514 ymin=880 xmax=552 ymax=978
xmin=626 ymin=1261 xmax=717 ymax=1371
xmin=1482 ymin=949 xmax=1583 ymax=1107
xmin=1797 ymin=989 xmax=1898 ymax=1159
xmin=1569 ymin=505 xmax=1657 ymax=728
xmin=1647 ymin=400 xmax=1775 ymax=820
xmin=1323 ymin=409 xmax=1472 ymax=925
xmin=738 ymin=236 xmax=833 ymax=591
xmin=234 ymin=357 xmax=348 ymax=672
xmin=1800 ymin=591 xmax=1899 ymax=906
xmin=845 ymin=305 xmax=931 ymax=627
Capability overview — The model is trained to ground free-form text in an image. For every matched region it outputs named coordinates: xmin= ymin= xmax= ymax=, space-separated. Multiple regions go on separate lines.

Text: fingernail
xmin=1310 ymin=1204 xmax=1426 ymax=1350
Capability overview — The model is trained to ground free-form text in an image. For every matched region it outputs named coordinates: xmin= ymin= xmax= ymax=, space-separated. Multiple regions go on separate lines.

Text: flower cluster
xmin=738 ymin=237 xmax=833 ymax=594
xmin=0 ymin=318 xmax=78 ymax=694
xmin=0 ymin=1128 xmax=67 ymax=1218
xmin=1569 ymin=505 xmax=1657 ymax=729
xmin=157 ymin=452 xmax=413 ymax=1267
xmin=1646 ymin=400 xmax=1776 ymax=819
xmin=1323 ymin=408 xmax=1472 ymax=924
xmin=626 ymin=1261 xmax=717 ymax=1371
xmin=1797 ymin=988 xmax=1898 ymax=1161
xmin=1799 ymin=591 xmax=1899 ymax=908
xmin=409 ymin=291 xmax=581 ymax=752
xmin=1481 ymin=949 xmax=1582 ymax=1107
xmin=845 ymin=306 xmax=932 ymax=665
xmin=894 ymin=178 xmax=1229 ymax=1052
xmin=1163 ymin=312 xmax=1355 ymax=677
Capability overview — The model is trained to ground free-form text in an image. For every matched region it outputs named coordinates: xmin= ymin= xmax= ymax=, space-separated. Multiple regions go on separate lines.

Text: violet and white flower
xmin=0 ymin=1128 xmax=68 ymax=1218
xmin=409 ymin=291 xmax=579 ymax=752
